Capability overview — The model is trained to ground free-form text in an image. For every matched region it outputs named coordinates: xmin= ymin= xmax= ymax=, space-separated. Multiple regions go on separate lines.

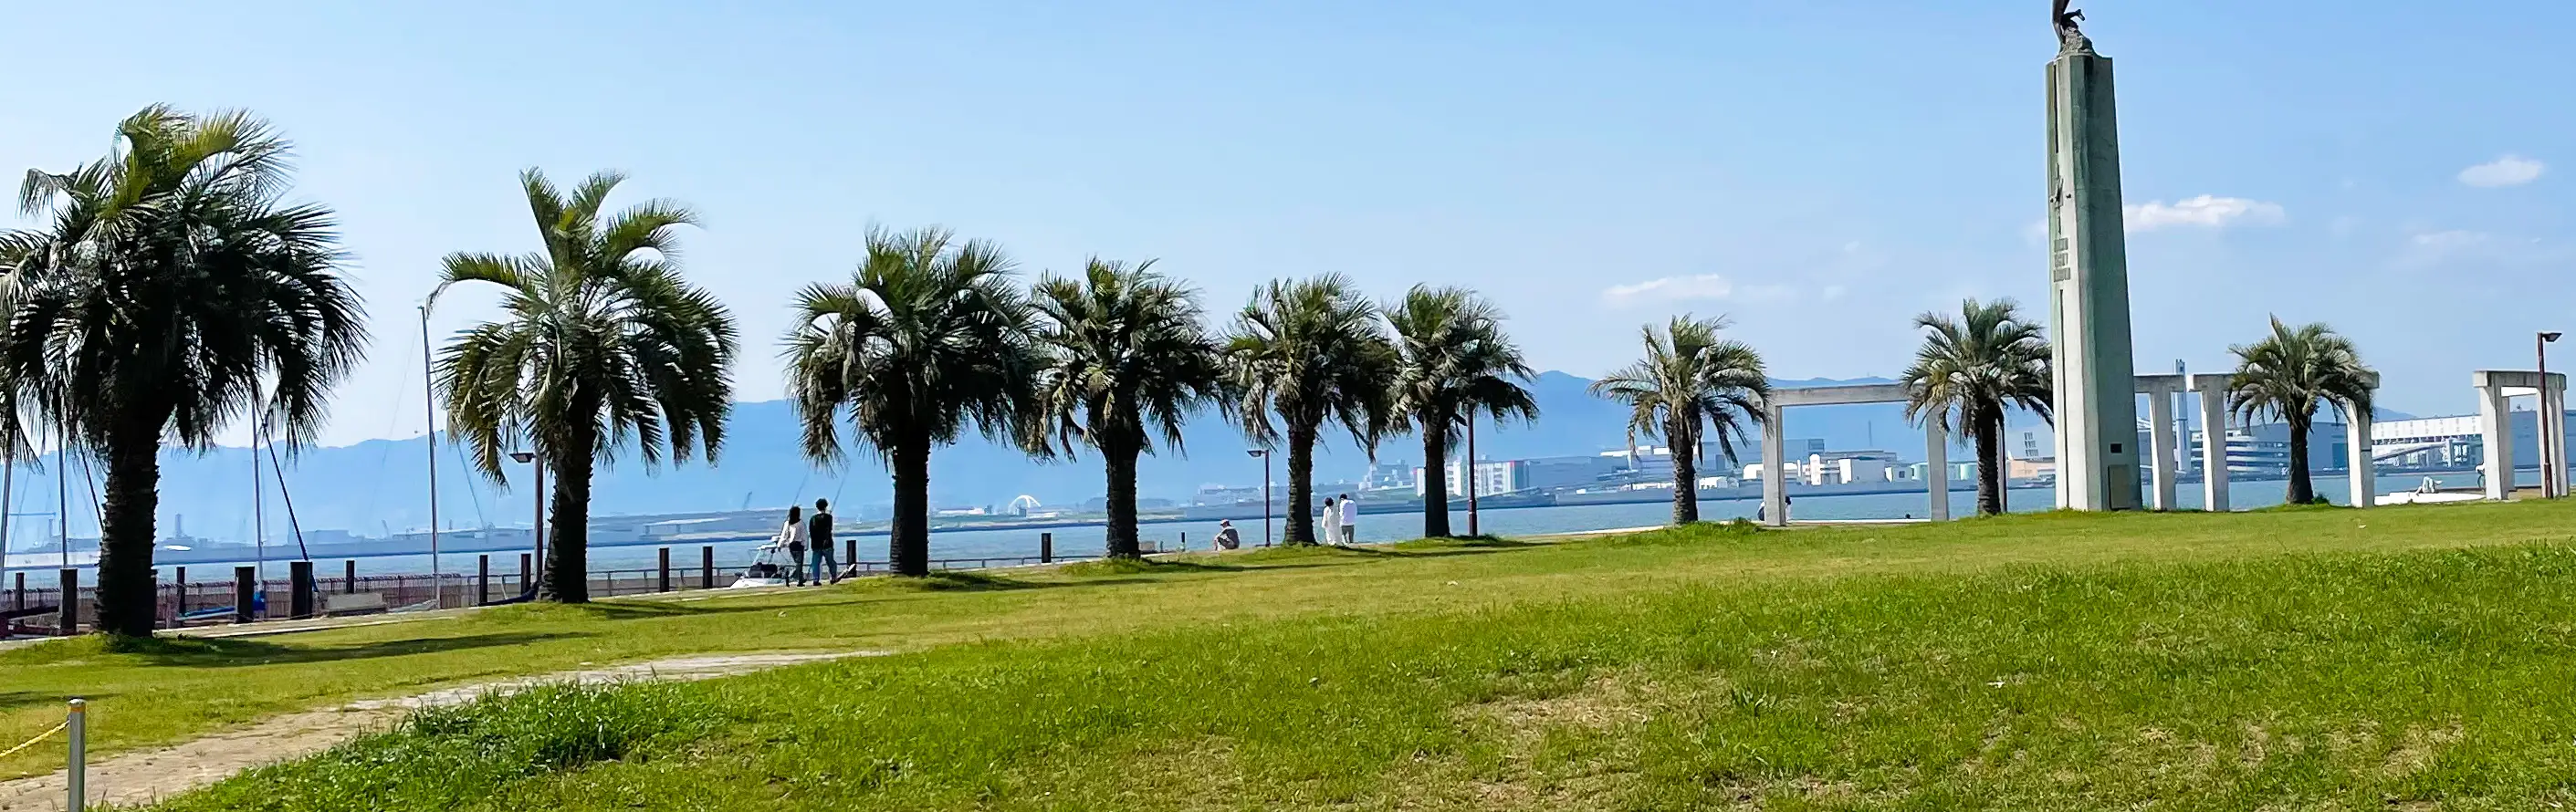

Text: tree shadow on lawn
xmin=115 ymin=631 xmax=590 ymax=669
xmin=0 ymin=690 xmax=110 ymax=712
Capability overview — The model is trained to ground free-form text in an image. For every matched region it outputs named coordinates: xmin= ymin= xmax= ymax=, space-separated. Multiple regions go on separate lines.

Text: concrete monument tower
xmin=2045 ymin=1 xmax=2141 ymax=510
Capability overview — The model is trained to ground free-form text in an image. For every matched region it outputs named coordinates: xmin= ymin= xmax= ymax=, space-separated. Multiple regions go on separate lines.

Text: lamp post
xmin=509 ymin=451 xmax=545 ymax=588
xmin=1245 ymin=449 xmax=1272 ymax=547
xmin=2542 ymin=331 xmax=2563 ymax=497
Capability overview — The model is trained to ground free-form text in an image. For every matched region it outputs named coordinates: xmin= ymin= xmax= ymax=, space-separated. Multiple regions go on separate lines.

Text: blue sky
xmin=2 ymin=0 xmax=2568 ymax=446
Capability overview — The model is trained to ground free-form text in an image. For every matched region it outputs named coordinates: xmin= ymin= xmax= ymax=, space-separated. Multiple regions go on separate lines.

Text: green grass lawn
xmin=6 ymin=501 xmax=2576 ymax=808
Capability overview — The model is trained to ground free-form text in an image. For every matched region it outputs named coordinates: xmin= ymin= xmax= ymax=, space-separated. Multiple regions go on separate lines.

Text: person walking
xmin=1319 ymin=497 xmax=1341 ymax=546
xmin=1339 ymin=493 xmax=1360 ymax=546
xmin=808 ymin=498 xmax=838 ymax=585
xmin=779 ymin=505 xmax=809 ymax=587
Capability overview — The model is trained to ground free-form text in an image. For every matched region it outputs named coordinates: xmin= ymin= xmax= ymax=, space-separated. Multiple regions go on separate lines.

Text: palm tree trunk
xmin=542 ymin=443 xmax=595 ymax=603
xmin=2286 ymin=411 xmax=2315 ymax=505
xmin=1285 ymin=421 xmax=1316 ymax=545
xmin=1670 ymin=419 xmax=1700 ymax=525
xmin=1103 ymin=438 xmax=1142 ymax=558
xmin=1976 ymin=401 xmax=2006 ymax=516
xmin=892 ymin=435 xmax=933 ymax=576
xmin=94 ymin=413 xmax=164 ymax=637
xmin=1419 ymin=422 xmax=1452 ymax=538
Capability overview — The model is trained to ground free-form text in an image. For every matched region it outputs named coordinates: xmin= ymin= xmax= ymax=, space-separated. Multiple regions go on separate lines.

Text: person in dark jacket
xmin=808 ymin=499 xmax=838 ymax=585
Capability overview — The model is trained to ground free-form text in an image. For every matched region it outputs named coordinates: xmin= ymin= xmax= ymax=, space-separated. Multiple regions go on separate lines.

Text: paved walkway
xmin=0 ymin=651 xmax=879 ymax=811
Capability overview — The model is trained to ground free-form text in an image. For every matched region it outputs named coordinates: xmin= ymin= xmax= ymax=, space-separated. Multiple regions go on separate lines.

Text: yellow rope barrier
xmin=0 ymin=722 xmax=68 ymax=761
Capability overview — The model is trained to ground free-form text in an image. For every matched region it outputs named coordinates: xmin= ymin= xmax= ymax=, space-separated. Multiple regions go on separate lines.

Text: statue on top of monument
xmin=2052 ymin=0 xmax=2095 ymax=56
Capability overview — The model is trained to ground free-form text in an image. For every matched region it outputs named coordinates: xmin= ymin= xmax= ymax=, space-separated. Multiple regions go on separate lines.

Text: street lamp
xmin=1245 ymin=449 xmax=1272 ymax=547
xmin=509 ymin=451 xmax=545 ymax=587
xmin=2542 ymin=332 xmax=2564 ymax=497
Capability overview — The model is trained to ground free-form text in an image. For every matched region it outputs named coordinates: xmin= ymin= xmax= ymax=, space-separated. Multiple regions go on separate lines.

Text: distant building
xmin=1743 ymin=451 xmax=1901 ymax=485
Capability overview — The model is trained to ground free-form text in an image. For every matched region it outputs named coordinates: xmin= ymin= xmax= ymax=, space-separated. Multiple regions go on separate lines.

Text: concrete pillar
xmin=2344 ymin=408 xmax=2374 ymax=508
xmin=2146 ymin=387 xmax=2179 ymax=510
xmin=1923 ymin=421 xmax=1950 ymax=521
xmin=2046 ymin=47 xmax=2142 ymax=512
xmin=2549 ymin=380 xmax=2570 ymax=497
xmin=2191 ymin=380 xmax=2231 ymax=512
xmin=1761 ymin=404 xmax=1788 ymax=526
xmin=2478 ymin=381 xmax=2514 ymax=500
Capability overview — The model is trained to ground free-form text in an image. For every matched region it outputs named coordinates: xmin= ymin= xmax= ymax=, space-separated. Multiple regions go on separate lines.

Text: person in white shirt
xmin=1319 ymin=496 xmax=1341 ymax=546
xmin=1339 ymin=494 xmax=1359 ymax=545
xmin=777 ymin=505 xmax=810 ymax=586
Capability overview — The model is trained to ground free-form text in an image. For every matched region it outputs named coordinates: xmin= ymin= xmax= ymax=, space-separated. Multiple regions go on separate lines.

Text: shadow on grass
xmin=1057 ymin=557 xmax=1247 ymax=578
xmin=0 ymin=690 xmax=102 ymax=712
xmin=111 ymin=632 xmax=591 ymax=669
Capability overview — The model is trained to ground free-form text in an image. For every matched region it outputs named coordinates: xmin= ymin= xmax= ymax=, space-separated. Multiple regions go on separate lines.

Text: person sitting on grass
xmin=1214 ymin=520 xmax=1241 ymax=550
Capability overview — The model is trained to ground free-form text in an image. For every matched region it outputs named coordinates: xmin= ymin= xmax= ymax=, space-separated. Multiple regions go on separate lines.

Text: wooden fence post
xmin=288 ymin=561 xmax=316 ymax=619
xmin=476 ymin=555 xmax=491 ymax=605
xmin=57 ymin=568 xmax=78 ymax=633
xmin=701 ymin=546 xmax=715 ymax=589
xmin=657 ymin=547 xmax=672 ymax=592
xmin=233 ymin=566 xmax=255 ymax=624
xmin=1041 ymin=532 xmax=1053 ymax=563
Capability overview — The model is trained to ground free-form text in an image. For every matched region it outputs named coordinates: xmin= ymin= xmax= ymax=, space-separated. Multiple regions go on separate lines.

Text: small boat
xmin=729 ymin=541 xmax=794 ymax=588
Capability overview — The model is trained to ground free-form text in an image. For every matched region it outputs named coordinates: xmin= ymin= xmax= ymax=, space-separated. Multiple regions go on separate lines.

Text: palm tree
xmin=1222 ymin=276 xmax=1398 ymax=546
xmin=1386 ymin=286 xmax=1538 ymax=538
xmin=2225 ymin=317 xmax=2374 ymax=505
xmin=1900 ymin=298 xmax=2053 ymax=516
xmin=1031 ymin=258 xmax=1227 ymax=559
xmin=0 ymin=107 xmax=366 ymax=636
xmin=1589 ymin=316 xmax=1769 ymax=526
xmin=432 ymin=170 xmax=738 ymax=603
xmin=787 ymin=227 xmax=1046 ymax=576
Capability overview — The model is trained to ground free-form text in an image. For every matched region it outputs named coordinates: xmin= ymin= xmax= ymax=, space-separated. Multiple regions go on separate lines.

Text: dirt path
xmin=0 ymin=651 xmax=879 ymax=811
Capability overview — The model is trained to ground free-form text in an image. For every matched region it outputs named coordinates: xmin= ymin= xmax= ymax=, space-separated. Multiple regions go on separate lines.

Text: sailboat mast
xmin=422 ymin=306 xmax=440 ymax=607
xmin=253 ymin=390 xmax=266 ymax=598
xmin=0 ymin=427 xmax=12 ymax=597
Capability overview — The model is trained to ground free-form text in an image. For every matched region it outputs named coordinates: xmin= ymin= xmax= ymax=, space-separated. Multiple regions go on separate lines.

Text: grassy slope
xmin=2 ymin=500 xmax=2571 ymax=807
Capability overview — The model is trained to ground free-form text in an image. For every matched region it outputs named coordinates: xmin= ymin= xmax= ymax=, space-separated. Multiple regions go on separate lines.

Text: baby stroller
xmin=730 ymin=540 xmax=796 ymax=588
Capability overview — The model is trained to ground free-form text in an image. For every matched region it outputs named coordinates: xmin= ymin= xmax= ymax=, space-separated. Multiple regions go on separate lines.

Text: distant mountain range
xmin=0 ymin=372 xmax=2418 ymax=546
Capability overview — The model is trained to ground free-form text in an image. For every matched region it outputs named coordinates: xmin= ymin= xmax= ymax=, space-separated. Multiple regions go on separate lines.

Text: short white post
xmin=1761 ymin=404 xmax=1787 ymax=526
xmin=67 ymin=698 xmax=86 ymax=812
xmin=2345 ymin=407 xmax=2374 ymax=508
xmin=2147 ymin=387 xmax=2179 ymax=510
xmin=1923 ymin=421 xmax=1951 ymax=521
xmin=2477 ymin=380 xmax=2514 ymax=500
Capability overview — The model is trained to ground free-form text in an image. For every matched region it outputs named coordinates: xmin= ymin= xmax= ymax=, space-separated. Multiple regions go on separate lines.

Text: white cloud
xmin=2122 ymin=195 xmax=2288 ymax=232
xmin=1598 ymin=275 xmax=1794 ymax=307
xmin=1820 ymin=284 xmax=1848 ymax=301
xmin=2458 ymin=155 xmax=2545 ymax=188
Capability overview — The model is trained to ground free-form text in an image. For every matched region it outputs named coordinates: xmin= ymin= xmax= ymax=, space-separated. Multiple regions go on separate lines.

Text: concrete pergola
xmin=1760 ymin=383 xmax=1948 ymax=526
xmin=2473 ymin=370 xmax=2567 ymax=500
xmin=2135 ymin=373 xmax=2234 ymax=512
xmin=2141 ymin=372 xmax=2379 ymax=511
